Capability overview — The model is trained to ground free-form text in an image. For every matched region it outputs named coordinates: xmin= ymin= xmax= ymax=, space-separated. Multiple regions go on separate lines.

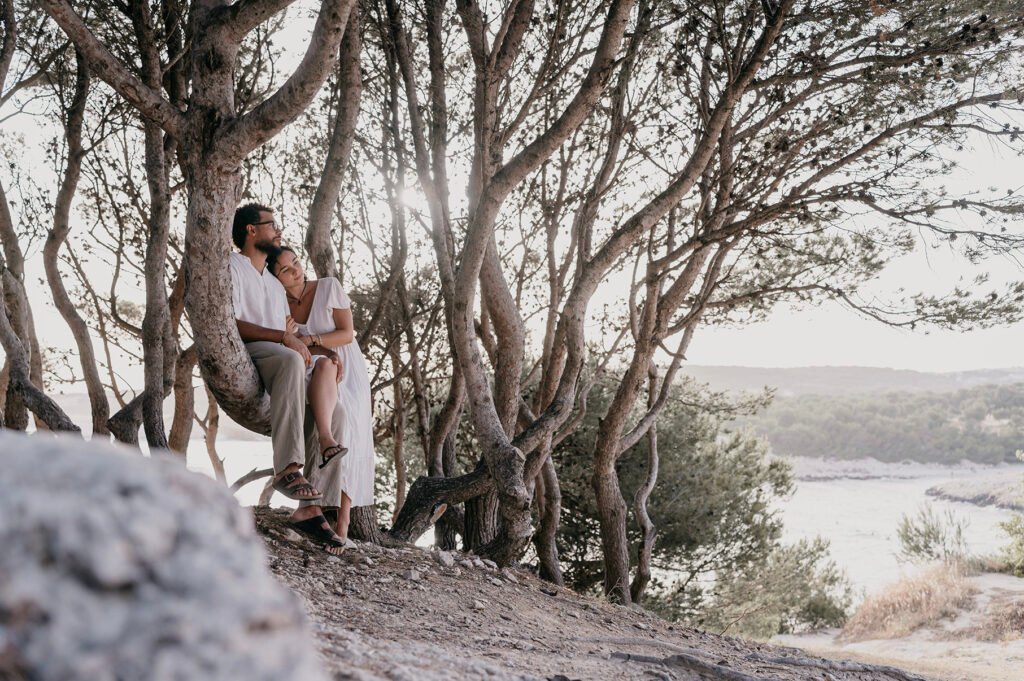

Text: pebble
xmin=472 ymin=558 xmax=486 ymax=569
xmin=435 ymin=551 xmax=456 ymax=567
xmin=502 ymin=571 xmax=519 ymax=584
xmin=481 ymin=559 xmax=498 ymax=570
xmin=402 ymin=569 xmax=421 ymax=582
xmin=362 ymin=557 xmax=374 ymax=567
xmin=283 ymin=529 xmax=302 ymax=543
xmin=460 ymin=559 xmax=475 ymax=569
xmin=472 ymin=599 xmax=486 ymax=610
xmin=327 ymin=555 xmax=341 ymax=563
xmin=489 ymin=578 xmax=504 ymax=587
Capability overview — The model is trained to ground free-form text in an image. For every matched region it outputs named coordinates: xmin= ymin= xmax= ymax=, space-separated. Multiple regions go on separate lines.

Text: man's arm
xmin=236 ymin=320 xmax=312 ymax=365
xmin=236 ymin=319 xmax=286 ymax=343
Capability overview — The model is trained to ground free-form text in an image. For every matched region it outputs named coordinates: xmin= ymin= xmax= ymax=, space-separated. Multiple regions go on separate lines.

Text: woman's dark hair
xmin=232 ymin=202 xmax=272 ymax=250
xmin=265 ymin=245 xmax=297 ymax=275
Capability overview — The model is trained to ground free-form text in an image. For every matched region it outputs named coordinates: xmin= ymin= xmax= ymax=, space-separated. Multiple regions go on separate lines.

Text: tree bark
xmin=630 ymin=360 xmax=659 ymax=603
xmin=534 ymin=453 xmax=564 ymax=585
xmin=42 ymin=50 xmax=109 ymax=437
xmin=306 ymin=8 xmax=362 ymax=278
xmin=0 ymin=263 xmax=79 ymax=433
xmin=168 ymin=346 xmax=197 ymax=454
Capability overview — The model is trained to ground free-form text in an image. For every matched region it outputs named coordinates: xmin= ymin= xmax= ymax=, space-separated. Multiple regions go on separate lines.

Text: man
xmin=229 ymin=202 xmax=348 ymax=554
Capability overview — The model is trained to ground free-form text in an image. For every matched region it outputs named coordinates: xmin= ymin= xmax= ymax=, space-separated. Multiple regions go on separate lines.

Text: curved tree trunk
xmin=306 ymin=8 xmax=362 ymax=278
xmin=42 ymin=50 xmax=108 ymax=437
xmin=0 ymin=264 xmax=79 ymax=433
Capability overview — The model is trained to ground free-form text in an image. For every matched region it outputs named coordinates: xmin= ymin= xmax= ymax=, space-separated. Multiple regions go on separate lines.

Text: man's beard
xmin=254 ymin=238 xmax=279 ymax=254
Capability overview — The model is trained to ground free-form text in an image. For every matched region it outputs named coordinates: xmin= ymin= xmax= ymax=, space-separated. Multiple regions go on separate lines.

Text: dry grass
xmin=969 ymin=599 xmax=1024 ymax=642
xmin=839 ymin=563 xmax=976 ymax=642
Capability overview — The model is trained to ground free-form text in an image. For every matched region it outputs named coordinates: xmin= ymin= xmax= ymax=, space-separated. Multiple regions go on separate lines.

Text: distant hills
xmin=681 ymin=365 xmax=1024 ymax=397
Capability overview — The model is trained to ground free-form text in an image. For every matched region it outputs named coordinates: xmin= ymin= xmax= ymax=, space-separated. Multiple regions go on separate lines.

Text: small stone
xmin=481 ymin=559 xmax=498 ymax=570
xmin=283 ymin=529 xmax=302 ymax=543
xmin=472 ymin=600 xmax=486 ymax=610
xmin=472 ymin=558 xmax=486 ymax=569
xmin=402 ymin=568 xmax=421 ymax=582
xmin=460 ymin=559 xmax=475 ymax=569
xmin=435 ymin=550 xmax=455 ymax=567
xmin=502 ymin=571 xmax=519 ymax=584
xmin=362 ymin=557 xmax=374 ymax=567
xmin=327 ymin=555 xmax=341 ymax=563
xmin=489 ymin=578 xmax=503 ymax=587
xmin=634 ymin=622 xmax=648 ymax=630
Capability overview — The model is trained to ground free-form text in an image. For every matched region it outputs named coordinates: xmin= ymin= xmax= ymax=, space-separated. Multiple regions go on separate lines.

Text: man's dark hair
xmin=232 ymin=202 xmax=273 ymax=250
xmin=265 ymin=245 xmax=297 ymax=275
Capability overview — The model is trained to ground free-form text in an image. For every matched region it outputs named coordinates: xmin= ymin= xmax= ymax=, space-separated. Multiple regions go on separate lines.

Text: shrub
xmin=686 ymin=537 xmax=852 ymax=639
xmin=896 ymin=503 xmax=968 ymax=565
xmin=839 ymin=563 xmax=975 ymax=641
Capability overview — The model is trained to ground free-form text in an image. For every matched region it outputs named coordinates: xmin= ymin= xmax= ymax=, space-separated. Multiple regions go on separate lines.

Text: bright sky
xmin=3 ymin=9 xmax=1024 ymax=378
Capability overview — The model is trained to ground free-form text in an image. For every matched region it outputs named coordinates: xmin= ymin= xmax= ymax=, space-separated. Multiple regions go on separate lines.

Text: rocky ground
xmin=255 ymin=508 xmax=936 ymax=681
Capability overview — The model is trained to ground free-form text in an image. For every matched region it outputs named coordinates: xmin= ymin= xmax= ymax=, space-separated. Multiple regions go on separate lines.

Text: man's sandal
xmin=289 ymin=513 xmax=347 ymax=554
xmin=272 ymin=470 xmax=323 ymax=501
xmin=319 ymin=443 xmax=348 ymax=469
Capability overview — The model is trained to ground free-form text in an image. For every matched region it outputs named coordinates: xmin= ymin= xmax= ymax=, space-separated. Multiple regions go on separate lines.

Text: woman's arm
xmin=311 ymin=306 xmax=354 ymax=348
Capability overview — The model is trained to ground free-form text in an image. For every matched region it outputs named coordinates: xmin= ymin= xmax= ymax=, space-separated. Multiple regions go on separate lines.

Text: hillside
xmin=682 ymin=366 xmax=1024 ymax=396
xmin=256 ymin=508 xmax=934 ymax=681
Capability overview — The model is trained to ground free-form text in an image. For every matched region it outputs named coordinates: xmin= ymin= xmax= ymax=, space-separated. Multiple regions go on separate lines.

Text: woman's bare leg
xmin=309 ymin=359 xmax=339 ymax=451
xmin=336 ymin=492 xmax=352 ymax=540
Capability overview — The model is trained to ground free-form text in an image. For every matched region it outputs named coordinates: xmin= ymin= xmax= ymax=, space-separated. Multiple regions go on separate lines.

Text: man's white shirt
xmin=229 ymin=251 xmax=289 ymax=331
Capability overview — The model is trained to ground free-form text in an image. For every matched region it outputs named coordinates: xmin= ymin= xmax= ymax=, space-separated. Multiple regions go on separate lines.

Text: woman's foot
xmin=288 ymin=509 xmax=347 ymax=555
xmin=319 ymin=442 xmax=348 ymax=469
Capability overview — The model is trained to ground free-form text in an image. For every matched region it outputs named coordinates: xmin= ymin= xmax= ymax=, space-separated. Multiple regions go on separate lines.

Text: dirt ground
xmin=255 ymin=508 xmax=938 ymax=681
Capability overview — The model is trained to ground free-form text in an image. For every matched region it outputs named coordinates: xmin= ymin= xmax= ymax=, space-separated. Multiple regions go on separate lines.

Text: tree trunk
xmin=463 ymin=487 xmax=500 ymax=553
xmin=0 ymin=264 xmax=79 ymax=433
xmin=202 ymin=385 xmax=225 ymax=483
xmin=390 ymin=350 xmax=407 ymax=523
xmin=350 ymin=506 xmax=386 ymax=544
xmin=42 ymin=50 xmax=109 ymax=437
xmin=630 ymin=361 xmax=659 ymax=603
xmin=168 ymin=346 xmax=197 ymax=454
xmin=534 ymin=453 xmax=564 ymax=585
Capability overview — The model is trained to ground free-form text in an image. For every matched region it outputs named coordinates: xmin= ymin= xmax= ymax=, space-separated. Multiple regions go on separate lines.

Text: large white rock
xmin=0 ymin=432 xmax=328 ymax=681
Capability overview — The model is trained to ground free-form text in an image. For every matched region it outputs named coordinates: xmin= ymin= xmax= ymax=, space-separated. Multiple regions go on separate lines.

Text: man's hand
xmin=283 ymin=332 xmax=312 ymax=366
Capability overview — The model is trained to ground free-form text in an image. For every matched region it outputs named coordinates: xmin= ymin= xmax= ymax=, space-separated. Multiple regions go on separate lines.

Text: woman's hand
xmin=327 ymin=352 xmax=344 ymax=383
xmin=285 ymin=315 xmax=299 ymax=335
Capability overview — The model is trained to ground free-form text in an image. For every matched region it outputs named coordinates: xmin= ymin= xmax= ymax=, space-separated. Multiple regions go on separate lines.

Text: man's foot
xmin=272 ymin=468 xmax=323 ymax=501
xmin=288 ymin=512 xmax=347 ymax=556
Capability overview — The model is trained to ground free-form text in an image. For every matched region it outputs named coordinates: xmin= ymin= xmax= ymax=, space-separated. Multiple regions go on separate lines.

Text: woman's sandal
xmin=319 ymin=443 xmax=348 ymax=469
xmin=272 ymin=470 xmax=323 ymax=501
xmin=321 ymin=508 xmax=357 ymax=550
xmin=288 ymin=512 xmax=347 ymax=555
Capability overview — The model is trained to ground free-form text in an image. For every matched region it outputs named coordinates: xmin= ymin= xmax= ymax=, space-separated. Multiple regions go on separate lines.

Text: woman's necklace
xmin=286 ymin=281 xmax=309 ymax=306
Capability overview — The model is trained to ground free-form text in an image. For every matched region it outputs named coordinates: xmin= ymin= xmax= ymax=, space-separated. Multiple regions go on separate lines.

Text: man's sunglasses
xmin=251 ymin=220 xmax=283 ymax=231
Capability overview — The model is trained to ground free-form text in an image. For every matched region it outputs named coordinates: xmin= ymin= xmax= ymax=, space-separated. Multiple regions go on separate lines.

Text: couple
xmin=229 ymin=202 xmax=375 ymax=555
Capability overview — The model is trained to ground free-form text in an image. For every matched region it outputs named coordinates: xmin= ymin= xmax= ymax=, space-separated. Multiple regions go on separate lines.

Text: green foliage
xmin=997 ymin=450 xmax=1024 ymax=576
xmin=670 ymin=538 xmax=852 ymax=640
xmin=556 ymin=375 xmax=850 ymax=636
xmin=896 ymin=504 xmax=969 ymax=565
xmin=998 ymin=513 xmax=1024 ymax=577
xmin=737 ymin=384 xmax=1024 ymax=464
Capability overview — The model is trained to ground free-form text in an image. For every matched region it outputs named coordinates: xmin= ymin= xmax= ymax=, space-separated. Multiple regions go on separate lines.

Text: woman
xmin=268 ymin=246 xmax=376 ymax=545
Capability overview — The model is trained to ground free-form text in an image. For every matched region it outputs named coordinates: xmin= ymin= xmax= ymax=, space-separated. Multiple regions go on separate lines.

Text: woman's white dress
xmin=298 ymin=277 xmax=375 ymax=507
